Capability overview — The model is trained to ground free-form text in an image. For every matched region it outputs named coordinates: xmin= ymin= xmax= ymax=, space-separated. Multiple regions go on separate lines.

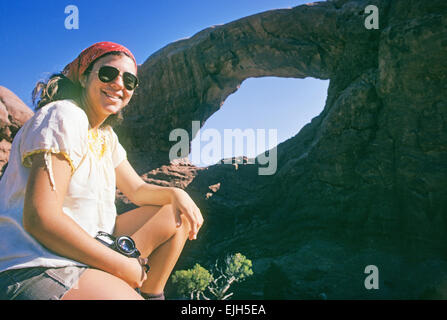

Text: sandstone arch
xmin=116 ymin=0 xmax=447 ymax=298
xmin=116 ymin=0 xmax=356 ymax=168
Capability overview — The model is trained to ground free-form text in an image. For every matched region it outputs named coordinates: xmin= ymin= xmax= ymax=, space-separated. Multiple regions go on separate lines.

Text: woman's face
xmin=80 ymin=54 xmax=137 ymax=126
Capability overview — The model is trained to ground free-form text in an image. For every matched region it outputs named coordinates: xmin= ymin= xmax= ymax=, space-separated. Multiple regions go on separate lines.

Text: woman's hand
xmin=119 ymin=257 xmax=148 ymax=289
xmin=170 ymin=188 xmax=204 ymax=240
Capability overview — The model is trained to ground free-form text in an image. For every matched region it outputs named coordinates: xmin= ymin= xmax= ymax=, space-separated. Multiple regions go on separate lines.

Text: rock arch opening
xmin=188 ymin=77 xmax=329 ymax=168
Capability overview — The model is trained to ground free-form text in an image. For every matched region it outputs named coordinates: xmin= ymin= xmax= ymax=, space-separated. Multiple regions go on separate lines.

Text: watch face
xmin=117 ymin=237 xmax=135 ymax=254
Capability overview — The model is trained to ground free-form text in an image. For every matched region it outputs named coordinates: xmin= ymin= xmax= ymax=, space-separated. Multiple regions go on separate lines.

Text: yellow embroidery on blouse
xmin=88 ymin=129 xmax=107 ymax=160
xmin=22 ymin=149 xmax=75 ymax=174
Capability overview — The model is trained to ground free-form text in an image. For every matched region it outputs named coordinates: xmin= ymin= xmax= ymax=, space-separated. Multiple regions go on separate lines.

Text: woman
xmin=0 ymin=41 xmax=203 ymax=300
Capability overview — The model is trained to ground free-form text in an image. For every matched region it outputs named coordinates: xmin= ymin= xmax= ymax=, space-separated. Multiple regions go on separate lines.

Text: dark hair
xmin=31 ymin=51 xmax=130 ymax=127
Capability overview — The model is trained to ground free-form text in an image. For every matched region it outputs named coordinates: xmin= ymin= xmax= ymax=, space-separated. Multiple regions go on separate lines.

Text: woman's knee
xmin=160 ymin=203 xmax=191 ymax=238
xmin=135 ymin=204 xmax=187 ymax=246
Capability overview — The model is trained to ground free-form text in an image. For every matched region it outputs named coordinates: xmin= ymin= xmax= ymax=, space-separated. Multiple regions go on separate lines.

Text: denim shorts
xmin=0 ymin=266 xmax=87 ymax=300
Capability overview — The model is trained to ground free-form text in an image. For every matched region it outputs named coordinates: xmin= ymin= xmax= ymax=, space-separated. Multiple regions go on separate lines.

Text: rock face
xmin=115 ymin=0 xmax=447 ymax=299
xmin=2 ymin=0 xmax=446 ymax=299
xmin=114 ymin=0 xmax=447 ymax=299
xmin=0 ymin=86 xmax=34 ymax=175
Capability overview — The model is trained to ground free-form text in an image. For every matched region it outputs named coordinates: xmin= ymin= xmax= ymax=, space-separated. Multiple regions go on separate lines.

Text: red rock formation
xmin=0 ymin=86 xmax=34 ymax=175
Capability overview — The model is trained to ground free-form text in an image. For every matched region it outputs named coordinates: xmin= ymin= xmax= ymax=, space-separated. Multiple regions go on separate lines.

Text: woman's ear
xmin=79 ymin=74 xmax=87 ymax=89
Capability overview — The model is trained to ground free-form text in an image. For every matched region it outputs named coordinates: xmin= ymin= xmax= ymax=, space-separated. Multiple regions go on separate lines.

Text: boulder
xmin=0 ymin=86 xmax=34 ymax=175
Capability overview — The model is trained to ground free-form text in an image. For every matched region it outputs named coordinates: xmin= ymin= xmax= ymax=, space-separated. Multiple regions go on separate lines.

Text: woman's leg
xmin=61 ymin=268 xmax=144 ymax=300
xmin=63 ymin=204 xmax=189 ymax=300
xmin=113 ymin=204 xmax=191 ymax=295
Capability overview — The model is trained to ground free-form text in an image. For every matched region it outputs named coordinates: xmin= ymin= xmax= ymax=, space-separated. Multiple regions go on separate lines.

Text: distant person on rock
xmin=0 ymin=41 xmax=203 ymax=300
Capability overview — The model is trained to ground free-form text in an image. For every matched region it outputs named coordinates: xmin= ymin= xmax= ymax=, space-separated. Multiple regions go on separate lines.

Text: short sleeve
xmin=108 ymin=127 xmax=127 ymax=168
xmin=19 ymin=100 xmax=89 ymax=173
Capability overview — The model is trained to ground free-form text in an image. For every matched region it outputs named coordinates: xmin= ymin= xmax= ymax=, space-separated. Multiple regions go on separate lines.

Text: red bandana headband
xmin=62 ymin=41 xmax=137 ymax=83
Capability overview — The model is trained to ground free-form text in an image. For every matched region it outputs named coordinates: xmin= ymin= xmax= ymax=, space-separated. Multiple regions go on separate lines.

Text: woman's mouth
xmin=101 ymin=90 xmax=122 ymax=101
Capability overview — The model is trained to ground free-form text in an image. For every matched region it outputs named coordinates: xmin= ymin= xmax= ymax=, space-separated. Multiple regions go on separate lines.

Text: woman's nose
xmin=109 ymin=73 xmax=125 ymax=89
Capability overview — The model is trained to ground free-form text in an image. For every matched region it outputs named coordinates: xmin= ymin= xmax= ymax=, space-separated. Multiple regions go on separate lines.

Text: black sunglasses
xmin=96 ymin=65 xmax=139 ymax=91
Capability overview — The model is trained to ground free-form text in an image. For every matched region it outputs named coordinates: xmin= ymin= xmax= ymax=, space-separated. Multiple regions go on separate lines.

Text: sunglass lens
xmin=98 ymin=66 xmax=119 ymax=83
xmin=123 ymin=72 xmax=138 ymax=90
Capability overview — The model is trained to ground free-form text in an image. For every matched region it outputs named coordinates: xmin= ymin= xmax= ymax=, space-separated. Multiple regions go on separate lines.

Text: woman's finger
xmin=184 ymin=206 xmax=198 ymax=240
xmin=175 ymin=213 xmax=182 ymax=227
xmin=174 ymin=206 xmax=183 ymax=227
xmin=196 ymin=207 xmax=204 ymax=227
xmin=190 ymin=206 xmax=203 ymax=235
xmin=175 ymin=204 xmax=196 ymax=239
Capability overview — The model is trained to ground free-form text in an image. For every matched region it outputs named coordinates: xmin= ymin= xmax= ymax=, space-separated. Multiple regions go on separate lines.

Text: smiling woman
xmin=78 ymin=54 xmax=137 ymax=128
xmin=0 ymin=41 xmax=204 ymax=300
xmin=32 ymin=43 xmax=138 ymax=128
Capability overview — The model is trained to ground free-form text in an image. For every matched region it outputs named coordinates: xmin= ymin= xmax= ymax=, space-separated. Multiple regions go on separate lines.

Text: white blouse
xmin=0 ymin=99 xmax=127 ymax=272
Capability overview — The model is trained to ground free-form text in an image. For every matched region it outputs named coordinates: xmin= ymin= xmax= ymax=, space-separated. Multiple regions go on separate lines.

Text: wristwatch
xmin=95 ymin=231 xmax=150 ymax=272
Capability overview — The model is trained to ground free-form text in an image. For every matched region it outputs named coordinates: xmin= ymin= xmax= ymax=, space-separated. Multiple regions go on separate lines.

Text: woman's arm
xmin=23 ymin=153 xmax=146 ymax=288
xmin=115 ymin=159 xmax=174 ymax=206
xmin=115 ymin=159 xmax=204 ymax=240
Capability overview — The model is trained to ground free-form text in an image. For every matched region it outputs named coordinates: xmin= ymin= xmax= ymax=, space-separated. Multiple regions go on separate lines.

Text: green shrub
xmin=171 ymin=253 xmax=253 ymax=300
xmin=171 ymin=263 xmax=213 ymax=300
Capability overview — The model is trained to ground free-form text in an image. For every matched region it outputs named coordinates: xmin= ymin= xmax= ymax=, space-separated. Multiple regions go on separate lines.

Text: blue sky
xmin=0 ymin=0 xmax=329 ymax=166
